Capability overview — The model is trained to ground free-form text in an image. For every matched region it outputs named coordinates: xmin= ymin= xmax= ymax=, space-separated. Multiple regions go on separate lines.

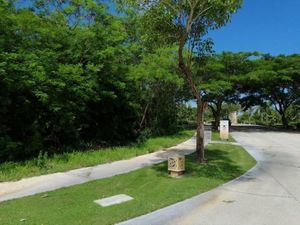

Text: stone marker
xmin=220 ymin=120 xmax=229 ymax=140
xmin=94 ymin=194 xmax=133 ymax=207
xmin=229 ymin=111 xmax=238 ymax=124
xmin=168 ymin=154 xmax=185 ymax=177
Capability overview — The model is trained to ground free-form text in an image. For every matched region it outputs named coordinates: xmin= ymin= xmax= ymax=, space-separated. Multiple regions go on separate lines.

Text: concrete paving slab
xmin=94 ymin=194 xmax=133 ymax=207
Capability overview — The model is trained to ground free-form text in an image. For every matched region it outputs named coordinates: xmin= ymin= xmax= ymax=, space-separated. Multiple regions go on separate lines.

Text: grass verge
xmin=0 ymin=130 xmax=195 ymax=182
xmin=0 ymin=144 xmax=256 ymax=225
xmin=212 ymin=131 xmax=236 ymax=142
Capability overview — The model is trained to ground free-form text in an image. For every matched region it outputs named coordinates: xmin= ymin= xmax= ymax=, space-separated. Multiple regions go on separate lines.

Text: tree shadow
xmin=151 ymin=146 xmax=245 ymax=182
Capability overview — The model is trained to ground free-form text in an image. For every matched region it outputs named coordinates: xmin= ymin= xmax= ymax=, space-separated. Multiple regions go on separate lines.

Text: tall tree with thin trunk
xmin=118 ymin=0 xmax=243 ymax=162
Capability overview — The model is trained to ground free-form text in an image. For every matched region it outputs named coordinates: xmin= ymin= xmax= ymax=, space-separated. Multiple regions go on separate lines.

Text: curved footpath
xmin=0 ymin=131 xmax=211 ymax=203
xmin=118 ymin=131 xmax=300 ymax=225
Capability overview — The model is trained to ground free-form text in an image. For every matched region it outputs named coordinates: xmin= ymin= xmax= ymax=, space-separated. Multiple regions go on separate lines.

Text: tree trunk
xmin=178 ymin=62 xmax=206 ymax=162
xmin=215 ymin=101 xmax=222 ymax=130
xmin=196 ymin=99 xmax=207 ymax=162
xmin=178 ymin=30 xmax=206 ymax=162
xmin=209 ymin=105 xmax=217 ymax=131
xmin=138 ymin=103 xmax=149 ymax=132
xmin=214 ymin=113 xmax=221 ymax=131
xmin=276 ymin=103 xmax=289 ymax=128
xmin=210 ymin=101 xmax=222 ymax=131
xmin=281 ymin=111 xmax=289 ymax=128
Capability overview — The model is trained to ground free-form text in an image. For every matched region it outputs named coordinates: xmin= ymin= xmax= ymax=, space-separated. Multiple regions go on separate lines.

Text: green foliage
xmin=251 ymin=105 xmax=281 ymax=126
xmin=198 ymin=52 xmax=255 ymax=129
xmin=1 ymin=0 xmax=298 ymax=164
xmin=176 ymin=103 xmax=197 ymax=128
xmin=129 ymin=47 xmax=188 ymax=135
xmin=241 ymin=54 xmax=300 ymax=127
xmin=286 ymin=104 xmax=300 ymax=129
xmin=0 ymin=0 xmax=140 ymax=162
xmin=118 ymin=0 xmax=243 ymax=46
xmin=118 ymin=0 xmax=244 ymax=161
xmin=0 ymin=130 xmax=195 ymax=182
xmin=0 ymin=0 xmax=197 ymax=163
xmin=238 ymin=103 xmax=299 ymax=129
xmin=36 ymin=151 xmax=48 ymax=169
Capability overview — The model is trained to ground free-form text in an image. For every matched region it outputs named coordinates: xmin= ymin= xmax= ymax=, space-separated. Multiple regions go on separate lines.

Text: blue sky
xmin=16 ymin=0 xmax=300 ymax=55
xmin=206 ymin=0 xmax=300 ymax=55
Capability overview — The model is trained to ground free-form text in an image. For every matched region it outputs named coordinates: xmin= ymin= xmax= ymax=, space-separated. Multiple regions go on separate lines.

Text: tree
xmin=242 ymin=54 xmax=300 ymax=128
xmin=129 ymin=47 xmax=186 ymax=135
xmin=199 ymin=52 xmax=255 ymax=130
xmin=118 ymin=0 xmax=243 ymax=162
xmin=251 ymin=104 xmax=281 ymax=126
xmin=0 ymin=0 xmax=142 ymax=161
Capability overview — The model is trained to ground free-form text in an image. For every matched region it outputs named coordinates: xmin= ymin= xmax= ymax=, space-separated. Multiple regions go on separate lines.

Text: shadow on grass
xmin=152 ymin=146 xmax=245 ymax=182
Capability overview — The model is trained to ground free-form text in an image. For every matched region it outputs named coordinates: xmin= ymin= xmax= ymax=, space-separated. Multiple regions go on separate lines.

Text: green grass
xmin=212 ymin=131 xmax=236 ymax=142
xmin=0 ymin=144 xmax=256 ymax=225
xmin=0 ymin=130 xmax=195 ymax=182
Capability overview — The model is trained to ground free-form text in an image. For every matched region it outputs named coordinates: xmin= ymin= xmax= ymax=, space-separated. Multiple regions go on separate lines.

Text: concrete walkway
xmin=0 ymin=131 xmax=211 ymax=202
xmin=118 ymin=131 xmax=300 ymax=225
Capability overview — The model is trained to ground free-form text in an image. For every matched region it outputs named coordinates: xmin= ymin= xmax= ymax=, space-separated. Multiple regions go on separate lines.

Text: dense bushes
xmin=0 ymin=1 xmax=192 ymax=162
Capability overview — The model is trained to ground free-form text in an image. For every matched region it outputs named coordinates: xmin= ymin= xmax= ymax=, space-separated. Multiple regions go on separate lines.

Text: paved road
xmin=118 ymin=131 xmax=300 ymax=225
xmin=0 ymin=131 xmax=211 ymax=202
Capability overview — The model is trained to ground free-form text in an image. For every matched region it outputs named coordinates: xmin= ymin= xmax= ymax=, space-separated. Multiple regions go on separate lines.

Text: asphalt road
xmin=118 ymin=131 xmax=300 ymax=225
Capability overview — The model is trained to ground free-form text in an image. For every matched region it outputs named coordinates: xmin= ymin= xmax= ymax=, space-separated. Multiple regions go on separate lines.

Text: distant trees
xmin=197 ymin=53 xmax=299 ymax=129
xmin=241 ymin=54 xmax=300 ymax=128
xmin=198 ymin=52 xmax=255 ymax=130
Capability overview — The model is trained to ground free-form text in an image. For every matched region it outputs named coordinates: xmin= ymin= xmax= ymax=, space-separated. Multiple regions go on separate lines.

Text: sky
xmin=16 ymin=0 xmax=300 ymax=55
xmin=206 ymin=0 xmax=300 ymax=55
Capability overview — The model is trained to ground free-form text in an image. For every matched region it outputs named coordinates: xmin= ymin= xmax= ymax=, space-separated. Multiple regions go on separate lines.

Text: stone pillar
xmin=168 ymin=154 xmax=185 ymax=177
xmin=229 ymin=111 xmax=238 ymax=125
xmin=220 ymin=120 xmax=229 ymax=140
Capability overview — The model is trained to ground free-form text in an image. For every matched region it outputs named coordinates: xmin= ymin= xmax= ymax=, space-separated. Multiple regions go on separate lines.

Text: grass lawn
xmin=0 ymin=130 xmax=195 ymax=182
xmin=0 ymin=144 xmax=256 ymax=225
xmin=211 ymin=131 xmax=236 ymax=142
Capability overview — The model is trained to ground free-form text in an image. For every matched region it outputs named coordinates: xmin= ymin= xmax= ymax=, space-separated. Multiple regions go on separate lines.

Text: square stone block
xmin=168 ymin=154 xmax=185 ymax=177
xmin=94 ymin=194 xmax=133 ymax=207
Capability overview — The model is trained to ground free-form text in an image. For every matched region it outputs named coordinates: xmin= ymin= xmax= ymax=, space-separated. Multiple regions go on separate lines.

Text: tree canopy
xmin=241 ymin=54 xmax=300 ymax=127
xmin=0 ymin=0 xmax=299 ymax=163
xmin=117 ymin=0 xmax=244 ymax=162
